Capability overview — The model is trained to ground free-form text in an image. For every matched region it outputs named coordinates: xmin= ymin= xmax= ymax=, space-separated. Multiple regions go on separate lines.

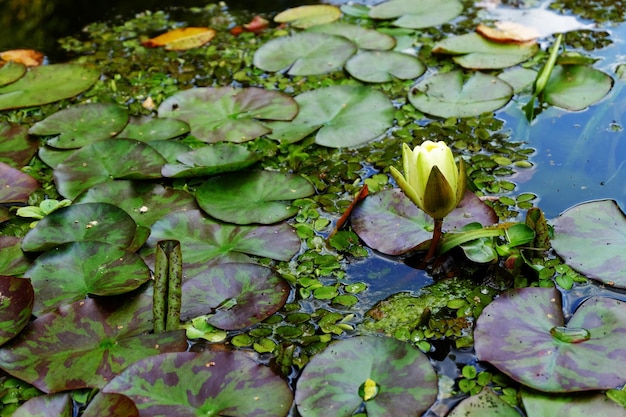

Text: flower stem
xmin=421 ymin=218 xmax=443 ymax=267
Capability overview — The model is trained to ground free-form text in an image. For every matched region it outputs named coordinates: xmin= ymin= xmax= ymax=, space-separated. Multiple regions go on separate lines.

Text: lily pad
xmin=162 ymin=142 xmax=262 ymax=178
xmin=432 ymin=33 xmax=538 ymax=69
xmin=0 ymin=276 xmax=34 ymax=346
xmin=0 ymin=162 xmax=39 ymax=203
xmin=369 ymin=0 xmax=463 ymax=29
xmin=351 ymin=189 xmax=497 ymax=255
xmin=21 ymin=202 xmax=138 ymax=252
xmin=306 ymin=23 xmax=396 ymax=50
xmin=25 ymin=241 xmax=151 ymax=316
xmin=12 ymin=393 xmax=72 ymax=417
xmin=475 ymin=286 xmax=626 ymax=392
xmin=0 ymin=61 xmax=26 ymax=86
xmin=253 ymin=32 xmax=357 ymax=76
xmin=181 ymin=262 xmax=289 ymax=329
xmin=544 ymin=65 xmax=613 ymax=111
xmin=266 ymin=85 xmax=394 ymax=147
xmin=37 ymin=145 xmax=73 ymax=169
xmin=117 ymin=116 xmax=190 ymax=142
xmin=499 ymin=67 xmax=537 ymax=93
xmin=274 ymin=5 xmax=341 ymax=28
xmin=408 ymin=70 xmax=513 ymax=118
xmin=0 ymin=294 xmax=188 ymax=393
xmin=295 ymin=336 xmax=438 ymax=417
xmin=0 ymin=123 xmax=38 ymax=168
xmin=158 ymin=87 xmax=298 ymax=143
xmin=103 ymin=350 xmax=293 ymax=417
xmin=28 ymin=103 xmax=129 ymax=149
xmin=53 ymin=138 xmax=167 ymax=199
xmin=196 ymin=171 xmax=315 ymax=224
xmin=551 ymin=200 xmax=626 ymax=288
xmin=0 ymin=64 xmax=99 ymax=110
xmin=0 ymin=236 xmax=32 ymax=276
xmin=521 ymin=388 xmax=626 ymax=417
xmin=345 ymin=51 xmax=426 ymax=83
xmin=448 ymin=387 xmax=520 ymax=417
xmin=82 ymin=392 xmax=139 ymax=417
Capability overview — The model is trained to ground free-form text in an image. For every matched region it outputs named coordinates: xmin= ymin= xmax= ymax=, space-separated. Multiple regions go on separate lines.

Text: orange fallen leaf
xmin=476 ymin=22 xmax=540 ymax=44
xmin=328 ymin=185 xmax=369 ymax=239
xmin=0 ymin=49 xmax=44 ymax=67
xmin=142 ymin=27 xmax=217 ymax=51
xmin=243 ymin=16 xmax=270 ymax=33
xmin=274 ymin=5 xmax=341 ymax=29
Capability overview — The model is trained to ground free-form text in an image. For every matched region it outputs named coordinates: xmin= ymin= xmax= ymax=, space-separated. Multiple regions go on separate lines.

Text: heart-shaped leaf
xmin=521 ymin=388 xmax=626 ymax=417
xmin=475 ymin=286 xmax=626 ymax=392
xmin=0 ymin=123 xmax=38 ymax=168
xmin=274 ymin=5 xmax=341 ymax=28
xmin=544 ymin=65 xmax=613 ymax=111
xmin=448 ymin=387 xmax=520 ymax=417
xmin=196 ymin=171 xmax=315 ymax=224
xmin=158 ymin=87 xmax=298 ymax=143
xmin=162 ymin=142 xmax=262 ymax=178
xmin=0 ymin=276 xmax=34 ymax=346
xmin=12 ymin=393 xmax=72 ymax=417
xmin=116 ymin=116 xmax=190 ymax=141
xmin=369 ymin=0 xmax=463 ymax=29
xmin=103 ymin=350 xmax=293 ymax=417
xmin=296 ymin=336 xmax=438 ymax=417
xmin=0 ymin=162 xmax=39 ymax=203
xmin=306 ymin=23 xmax=396 ymax=50
xmin=345 ymin=51 xmax=425 ymax=83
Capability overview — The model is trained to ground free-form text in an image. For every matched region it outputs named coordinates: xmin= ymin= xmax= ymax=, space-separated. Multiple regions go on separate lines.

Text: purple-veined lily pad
xmin=25 ymin=241 xmax=151 ymax=316
xmin=116 ymin=116 xmax=190 ymax=141
xmin=544 ymin=65 xmax=613 ymax=111
xmin=0 ymin=276 xmax=34 ymax=346
xmin=306 ymin=22 xmax=396 ymax=50
xmin=448 ymin=387 xmax=520 ymax=417
xmin=103 ymin=350 xmax=293 ymax=417
xmin=82 ymin=392 xmax=139 ymax=417
xmin=21 ymin=202 xmax=138 ymax=252
xmin=0 ymin=294 xmax=188 ymax=393
xmin=253 ymin=32 xmax=357 ymax=76
xmin=74 ymin=180 xmax=198 ymax=227
xmin=432 ymin=33 xmax=538 ymax=69
xmin=0 ymin=64 xmax=99 ymax=110
xmin=162 ymin=142 xmax=262 ymax=178
xmin=369 ymin=0 xmax=463 ymax=29
xmin=158 ymin=87 xmax=298 ymax=143
xmin=181 ymin=262 xmax=289 ymax=329
xmin=345 ymin=51 xmax=426 ymax=83
xmin=352 ymin=189 xmax=497 ymax=255
xmin=295 ymin=336 xmax=438 ymax=417
xmin=29 ymin=103 xmax=129 ymax=149
xmin=408 ymin=70 xmax=514 ymax=118
xmin=0 ymin=61 xmax=26 ymax=86
xmin=53 ymin=138 xmax=167 ymax=199
xmin=475 ymin=286 xmax=626 ymax=392
xmin=0 ymin=236 xmax=32 ymax=275
xmin=551 ymin=200 xmax=626 ymax=288
xmin=0 ymin=162 xmax=39 ymax=203
xmin=12 ymin=393 xmax=72 ymax=417
xmin=0 ymin=123 xmax=38 ymax=168
xmin=196 ymin=171 xmax=315 ymax=224
xmin=266 ymin=85 xmax=394 ymax=147
xmin=521 ymin=388 xmax=626 ymax=417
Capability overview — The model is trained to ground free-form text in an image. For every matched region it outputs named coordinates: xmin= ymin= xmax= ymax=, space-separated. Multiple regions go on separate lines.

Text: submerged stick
xmin=153 ymin=240 xmax=182 ymax=333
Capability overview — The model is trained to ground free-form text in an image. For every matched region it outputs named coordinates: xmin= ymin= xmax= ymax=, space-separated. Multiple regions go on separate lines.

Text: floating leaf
xmin=0 ymin=64 xmax=99 ymax=110
xmin=476 ymin=22 xmax=540 ymax=43
xmin=296 ymin=336 xmax=438 ymax=417
xmin=499 ymin=67 xmax=537 ymax=93
xmin=345 ymin=51 xmax=425 ymax=83
xmin=274 ymin=5 xmax=341 ymax=28
xmin=408 ymin=70 xmax=513 ymax=118
xmin=196 ymin=171 xmax=315 ymax=224
xmin=369 ymin=0 xmax=463 ymax=29
xmin=544 ymin=65 xmax=613 ymax=111
xmin=116 ymin=116 xmax=190 ymax=141
xmin=266 ymin=85 xmax=394 ymax=147
xmin=306 ymin=23 xmax=396 ymax=50
xmin=29 ymin=103 xmax=129 ymax=149
xmin=142 ymin=27 xmax=216 ymax=50
xmin=158 ymin=87 xmax=298 ymax=143
xmin=0 ymin=123 xmax=38 ymax=168
xmin=253 ymin=32 xmax=356 ymax=76
xmin=0 ymin=162 xmax=39 ymax=203
xmin=162 ymin=142 xmax=262 ymax=178
xmin=0 ymin=276 xmax=34 ymax=346
xmin=551 ymin=200 xmax=626 ymax=288
xmin=521 ymin=388 xmax=626 ymax=417
xmin=0 ymin=49 xmax=44 ymax=67
xmin=0 ymin=237 xmax=32 ymax=276
xmin=82 ymin=392 xmax=139 ymax=417
xmin=448 ymin=387 xmax=520 ymax=417
xmin=475 ymin=287 xmax=626 ymax=392
xmin=103 ymin=350 xmax=293 ymax=417
xmin=12 ymin=393 xmax=72 ymax=417
xmin=0 ymin=61 xmax=26 ymax=86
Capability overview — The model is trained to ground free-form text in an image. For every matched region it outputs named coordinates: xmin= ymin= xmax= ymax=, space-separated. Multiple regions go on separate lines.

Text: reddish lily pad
xmin=82 ymin=392 xmax=139 ymax=417
xmin=0 ymin=162 xmax=39 ymax=203
xmin=345 ymin=51 xmax=426 ymax=83
xmin=551 ymin=200 xmax=626 ymax=288
xmin=196 ymin=171 xmax=315 ymax=224
xmin=162 ymin=142 xmax=262 ymax=178
xmin=0 ymin=276 xmax=34 ymax=346
xmin=103 ymin=350 xmax=293 ymax=417
xmin=158 ymin=87 xmax=297 ymax=143
xmin=296 ymin=336 xmax=438 ymax=417
xmin=117 ymin=116 xmax=190 ymax=142
xmin=0 ymin=236 xmax=32 ymax=275
xmin=306 ymin=22 xmax=396 ymax=50
xmin=0 ymin=123 xmax=38 ymax=168
xmin=12 ymin=393 xmax=72 ymax=417
xmin=369 ymin=0 xmax=463 ymax=29
xmin=475 ymin=287 xmax=626 ymax=392
xmin=448 ymin=387 xmax=520 ymax=417
xmin=0 ymin=294 xmax=188 ymax=393
xmin=521 ymin=388 xmax=626 ymax=417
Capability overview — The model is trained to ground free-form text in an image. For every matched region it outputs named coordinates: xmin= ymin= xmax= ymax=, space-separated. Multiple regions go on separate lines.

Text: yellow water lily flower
xmin=390 ymin=141 xmax=466 ymax=219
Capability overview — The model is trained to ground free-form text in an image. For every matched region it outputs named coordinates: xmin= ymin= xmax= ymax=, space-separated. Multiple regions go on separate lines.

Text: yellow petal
xmin=390 ymin=166 xmax=423 ymax=209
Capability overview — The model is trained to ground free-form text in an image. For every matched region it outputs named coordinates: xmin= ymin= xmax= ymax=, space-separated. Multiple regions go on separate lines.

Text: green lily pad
xmin=103 ymin=350 xmax=293 ymax=417
xmin=274 ymin=4 xmax=341 ymax=28
xmin=0 ymin=276 xmax=34 ymax=346
xmin=158 ymin=87 xmax=298 ymax=143
xmin=369 ymin=0 xmax=463 ymax=29
xmin=351 ymin=189 xmax=497 ymax=255
xmin=25 ymin=241 xmax=151 ymax=316
xmin=521 ymin=389 xmax=626 ymax=417
xmin=116 ymin=116 xmax=190 ymax=141
xmin=0 ymin=61 xmax=26 ymax=86
xmin=449 ymin=387 xmax=520 ymax=417
xmin=29 ymin=103 xmax=129 ymax=149
xmin=295 ymin=336 xmax=438 ymax=417
xmin=0 ymin=123 xmax=38 ymax=168
xmin=162 ymin=142 xmax=262 ymax=178
xmin=196 ymin=171 xmax=315 ymax=224
xmin=499 ymin=67 xmax=537 ymax=93
xmin=0 ymin=162 xmax=39 ymax=203
xmin=53 ymin=138 xmax=167 ymax=199
xmin=475 ymin=286 xmax=626 ymax=392
xmin=0 ymin=236 xmax=32 ymax=276
xmin=37 ymin=145 xmax=73 ymax=169
xmin=12 ymin=393 xmax=72 ymax=417
xmin=306 ymin=23 xmax=396 ymax=50
xmin=345 ymin=51 xmax=426 ymax=83
xmin=544 ymin=65 xmax=613 ymax=111
xmin=0 ymin=294 xmax=187 ymax=393
xmin=432 ymin=33 xmax=538 ymax=69
xmin=181 ymin=263 xmax=289 ymax=329
xmin=21 ymin=202 xmax=138 ymax=252
xmin=82 ymin=392 xmax=139 ymax=417
xmin=266 ymin=85 xmax=394 ymax=147
xmin=551 ymin=200 xmax=626 ymax=288
xmin=253 ymin=32 xmax=357 ymax=76
xmin=408 ymin=70 xmax=513 ymax=118
xmin=0 ymin=64 xmax=99 ymax=110
xmin=144 ymin=140 xmax=192 ymax=164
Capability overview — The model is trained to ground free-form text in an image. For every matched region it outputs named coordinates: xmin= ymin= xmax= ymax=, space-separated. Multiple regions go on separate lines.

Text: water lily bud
xmin=390 ymin=141 xmax=466 ymax=219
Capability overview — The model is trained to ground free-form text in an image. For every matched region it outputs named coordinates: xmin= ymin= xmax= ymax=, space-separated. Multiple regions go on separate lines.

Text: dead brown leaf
xmin=0 ymin=49 xmax=44 ymax=67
